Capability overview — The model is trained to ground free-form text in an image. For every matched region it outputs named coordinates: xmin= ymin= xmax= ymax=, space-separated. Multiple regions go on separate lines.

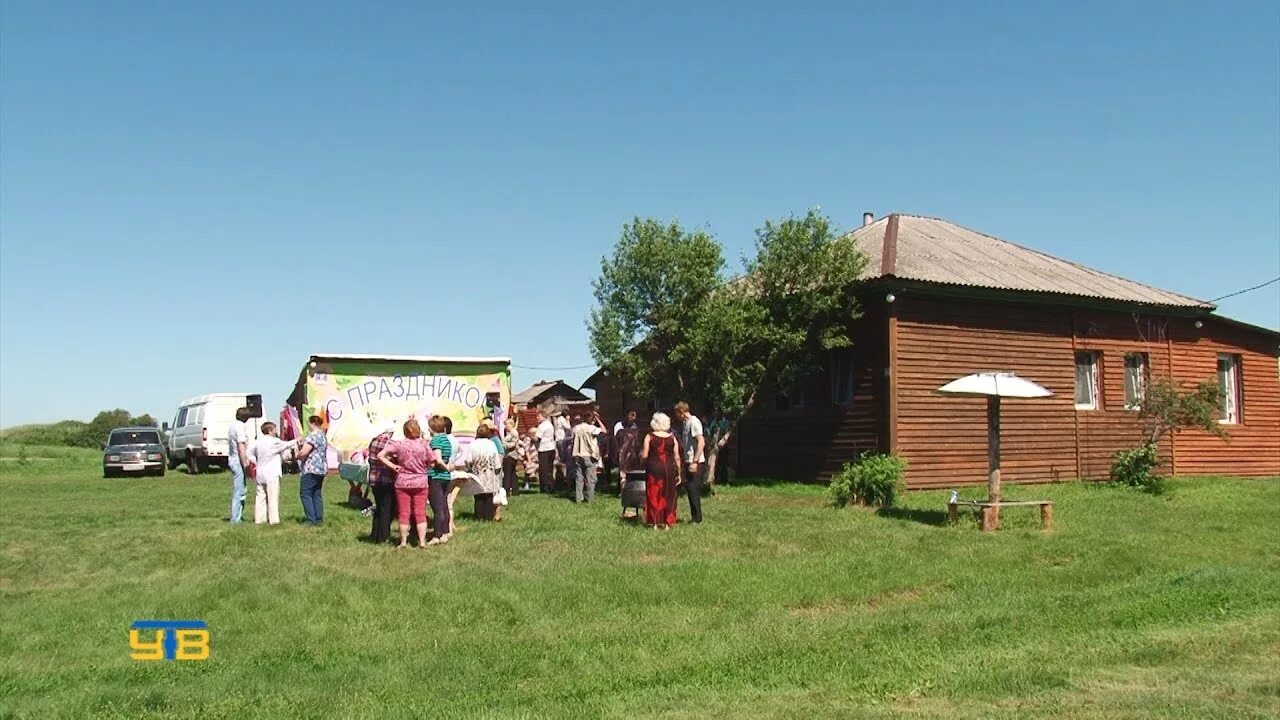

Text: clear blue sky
xmin=2 ymin=1 xmax=1277 ymax=427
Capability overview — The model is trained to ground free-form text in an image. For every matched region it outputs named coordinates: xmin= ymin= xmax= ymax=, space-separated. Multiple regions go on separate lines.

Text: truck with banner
xmin=285 ymin=354 xmax=512 ymax=471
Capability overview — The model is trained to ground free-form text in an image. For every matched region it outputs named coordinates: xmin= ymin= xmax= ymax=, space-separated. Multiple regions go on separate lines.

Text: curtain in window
xmin=1218 ymin=354 xmax=1239 ymax=422
xmin=1123 ymin=354 xmax=1147 ymax=409
xmin=1074 ymin=352 xmax=1096 ymax=408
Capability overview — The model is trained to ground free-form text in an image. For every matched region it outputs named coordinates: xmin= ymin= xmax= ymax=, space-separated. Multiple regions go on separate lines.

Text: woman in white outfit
xmin=248 ymin=422 xmax=298 ymax=525
xmin=447 ymin=423 xmax=507 ymax=522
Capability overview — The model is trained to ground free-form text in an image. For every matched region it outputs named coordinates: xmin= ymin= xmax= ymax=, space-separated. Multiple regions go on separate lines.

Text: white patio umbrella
xmin=936 ymin=372 xmax=1052 ymax=504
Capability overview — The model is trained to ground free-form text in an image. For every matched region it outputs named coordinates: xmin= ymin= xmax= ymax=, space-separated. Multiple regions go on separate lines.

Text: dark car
xmin=103 ymin=427 xmax=167 ymax=478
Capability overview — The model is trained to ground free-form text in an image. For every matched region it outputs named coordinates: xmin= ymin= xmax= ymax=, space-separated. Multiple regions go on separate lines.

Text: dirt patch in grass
xmin=530 ymin=539 xmax=573 ymax=556
xmin=789 ymin=584 xmax=942 ymax=619
xmin=864 ymin=584 xmax=940 ymax=611
xmin=2 ymin=540 xmax=38 ymax=560
xmin=1035 ymin=553 xmax=1076 ymax=568
xmin=788 ymin=599 xmax=850 ymax=619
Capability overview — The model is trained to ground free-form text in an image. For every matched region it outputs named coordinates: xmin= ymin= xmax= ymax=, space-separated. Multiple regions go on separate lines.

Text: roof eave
xmin=580 ymin=368 xmax=604 ymax=390
xmin=862 ymin=279 xmax=1217 ymax=315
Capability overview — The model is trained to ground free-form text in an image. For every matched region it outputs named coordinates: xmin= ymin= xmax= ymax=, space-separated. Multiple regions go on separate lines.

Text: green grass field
xmin=1 ymin=445 xmax=1277 ymax=719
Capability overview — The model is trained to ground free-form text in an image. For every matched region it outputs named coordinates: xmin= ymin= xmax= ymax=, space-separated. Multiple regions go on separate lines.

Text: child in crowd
xmin=248 ymin=422 xmax=298 ymax=525
xmin=427 ymin=415 xmax=455 ymax=544
xmin=522 ymin=428 xmax=539 ymax=490
xmin=554 ymin=413 xmax=572 ymax=489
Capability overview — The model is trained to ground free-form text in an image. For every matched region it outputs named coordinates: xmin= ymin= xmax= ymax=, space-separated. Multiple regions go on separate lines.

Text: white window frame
xmin=1074 ymin=351 xmax=1099 ymax=410
xmin=1218 ymin=354 xmax=1241 ymax=424
xmin=1123 ymin=352 xmax=1148 ymax=411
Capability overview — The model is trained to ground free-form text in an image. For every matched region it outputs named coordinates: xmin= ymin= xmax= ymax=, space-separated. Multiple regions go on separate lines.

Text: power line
xmin=512 ymin=363 xmax=597 ymax=371
xmin=518 ymin=279 xmax=1280 ymax=368
xmin=1211 ymin=277 xmax=1280 ymax=302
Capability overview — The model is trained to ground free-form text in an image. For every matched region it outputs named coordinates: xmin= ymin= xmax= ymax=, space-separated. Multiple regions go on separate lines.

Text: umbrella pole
xmin=985 ymin=395 xmax=1001 ymax=531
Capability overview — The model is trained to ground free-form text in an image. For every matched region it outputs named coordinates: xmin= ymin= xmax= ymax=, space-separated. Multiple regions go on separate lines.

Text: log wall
xmin=1169 ymin=320 xmax=1280 ymax=476
xmin=894 ymin=296 xmax=1278 ymax=488
xmin=586 ymin=293 xmax=1278 ymax=487
xmin=735 ymin=308 xmax=886 ymax=481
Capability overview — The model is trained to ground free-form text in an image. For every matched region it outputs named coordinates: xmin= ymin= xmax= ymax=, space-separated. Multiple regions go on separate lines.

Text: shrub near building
xmin=1109 ymin=376 xmax=1226 ymax=493
xmin=828 ymin=452 xmax=907 ymax=508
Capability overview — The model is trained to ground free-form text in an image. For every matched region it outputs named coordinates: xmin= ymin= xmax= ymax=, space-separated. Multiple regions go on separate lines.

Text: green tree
xmin=589 ymin=209 xmax=867 ymax=485
xmin=2 ymin=409 xmax=160 ymax=448
xmin=1138 ymin=376 xmax=1227 ymax=445
xmin=78 ymin=409 xmax=134 ymax=447
xmin=1110 ymin=376 xmax=1227 ymax=492
xmin=588 ymin=217 xmax=725 ymax=400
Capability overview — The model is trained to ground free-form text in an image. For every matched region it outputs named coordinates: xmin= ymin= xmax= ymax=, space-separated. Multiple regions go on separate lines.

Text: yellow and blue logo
xmin=129 ymin=620 xmax=209 ymax=661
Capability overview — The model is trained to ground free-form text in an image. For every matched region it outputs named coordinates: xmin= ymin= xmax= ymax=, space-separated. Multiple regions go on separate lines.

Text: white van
xmin=165 ymin=393 xmax=263 ymax=473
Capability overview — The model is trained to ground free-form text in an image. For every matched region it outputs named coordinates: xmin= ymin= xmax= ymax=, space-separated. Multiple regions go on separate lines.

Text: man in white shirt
xmin=612 ymin=409 xmax=638 ymax=436
xmin=535 ymin=410 xmax=556 ymax=493
xmin=227 ymin=407 xmax=252 ymax=523
xmin=674 ymin=401 xmax=706 ymax=523
xmin=248 ymin=421 xmax=298 ymax=525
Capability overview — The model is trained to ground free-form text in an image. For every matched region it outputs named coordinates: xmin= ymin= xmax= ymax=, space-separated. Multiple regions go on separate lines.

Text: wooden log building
xmin=511 ymin=379 xmax=592 ymax=432
xmin=584 ymin=213 xmax=1280 ymax=489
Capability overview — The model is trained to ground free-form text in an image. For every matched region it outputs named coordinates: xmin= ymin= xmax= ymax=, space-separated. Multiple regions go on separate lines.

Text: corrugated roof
xmin=511 ymin=380 xmax=590 ymax=405
xmin=847 ymin=214 xmax=1213 ymax=309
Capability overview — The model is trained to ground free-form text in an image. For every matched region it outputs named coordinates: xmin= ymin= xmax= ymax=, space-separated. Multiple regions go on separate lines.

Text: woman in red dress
xmin=641 ymin=412 xmax=682 ymax=530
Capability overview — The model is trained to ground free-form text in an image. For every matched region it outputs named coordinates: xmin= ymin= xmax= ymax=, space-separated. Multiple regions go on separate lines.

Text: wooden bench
xmin=948 ymin=499 xmax=1053 ymax=532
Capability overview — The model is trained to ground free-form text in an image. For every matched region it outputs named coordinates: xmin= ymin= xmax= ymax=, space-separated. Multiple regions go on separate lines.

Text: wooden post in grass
xmin=984 ymin=395 xmax=1001 ymax=532
xmin=987 ymin=396 xmax=1001 ymax=503
xmin=936 ymin=372 xmax=1052 ymax=533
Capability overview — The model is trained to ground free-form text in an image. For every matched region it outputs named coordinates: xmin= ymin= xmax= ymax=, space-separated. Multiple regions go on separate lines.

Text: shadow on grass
xmin=716 ymin=476 xmax=798 ymax=489
xmin=617 ymin=512 xmax=646 ymax=528
xmin=332 ymin=498 xmax=370 ymax=514
xmin=875 ymin=506 xmax=951 ymax=527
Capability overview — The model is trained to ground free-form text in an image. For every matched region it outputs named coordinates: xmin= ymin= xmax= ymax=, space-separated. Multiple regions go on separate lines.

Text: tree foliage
xmin=588 ymin=217 xmax=725 ymax=399
xmin=589 ymin=209 xmax=868 ymax=482
xmin=1110 ymin=376 xmax=1227 ymax=493
xmin=708 ymin=210 xmax=868 ymax=415
xmin=1138 ymin=376 xmax=1227 ymax=445
xmin=0 ymin=409 xmax=160 ymax=448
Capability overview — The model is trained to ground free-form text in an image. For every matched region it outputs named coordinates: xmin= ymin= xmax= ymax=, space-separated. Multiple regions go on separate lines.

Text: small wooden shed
xmin=511 ymin=380 xmax=593 ymax=430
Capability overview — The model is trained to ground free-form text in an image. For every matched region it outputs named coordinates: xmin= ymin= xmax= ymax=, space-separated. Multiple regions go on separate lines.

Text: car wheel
xmin=186 ymin=451 xmax=201 ymax=475
xmin=167 ymin=455 xmax=179 ymax=470
xmin=103 ymin=468 xmax=117 ymax=479
xmin=153 ymin=467 xmax=166 ymax=478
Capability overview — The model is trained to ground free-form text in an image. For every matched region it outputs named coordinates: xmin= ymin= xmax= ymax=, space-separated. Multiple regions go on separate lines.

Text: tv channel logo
xmin=129 ymin=620 xmax=210 ymax=661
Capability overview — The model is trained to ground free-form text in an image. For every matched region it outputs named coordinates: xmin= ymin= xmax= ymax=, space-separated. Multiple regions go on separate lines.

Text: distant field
xmin=1 ymin=447 xmax=1277 ymax=719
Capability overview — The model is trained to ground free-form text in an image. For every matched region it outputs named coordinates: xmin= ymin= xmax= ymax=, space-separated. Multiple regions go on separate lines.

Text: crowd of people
xmin=224 ymin=401 xmax=712 ymax=545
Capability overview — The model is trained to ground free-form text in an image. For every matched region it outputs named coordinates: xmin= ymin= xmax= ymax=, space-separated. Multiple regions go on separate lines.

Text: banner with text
xmin=303 ymin=360 xmax=511 ymax=460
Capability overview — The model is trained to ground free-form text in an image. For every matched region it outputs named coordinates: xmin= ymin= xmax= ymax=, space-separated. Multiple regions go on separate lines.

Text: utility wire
xmin=1210 ymin=277 xmax=1280 ymax=302
xmin=518 ymin=278 xmax=1280 ymax=368
xmin=512 ymin=363 xmax=596 ymax=371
